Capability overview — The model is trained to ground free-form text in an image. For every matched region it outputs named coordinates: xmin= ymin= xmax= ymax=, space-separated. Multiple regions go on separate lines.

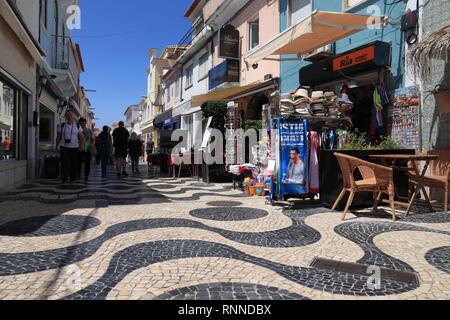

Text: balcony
xmin=52 ymin=36 xmax=80 ymax=98
xmin=208 ymin=59 xmax=240 ymax=91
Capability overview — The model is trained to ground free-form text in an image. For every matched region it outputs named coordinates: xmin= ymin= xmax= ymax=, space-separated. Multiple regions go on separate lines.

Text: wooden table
xmin=370 ymin=154 xmax=440 ymax=215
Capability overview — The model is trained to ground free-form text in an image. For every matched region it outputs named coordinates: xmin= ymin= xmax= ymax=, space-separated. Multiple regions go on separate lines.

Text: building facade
xmin=0 ymin=0 xmax=87 ymax=192
xmin=142 ymin=48 xmax=170 ymax=149
xmin=0 ymin=0 xmax=43 ymax=191
xmin=124 ymin=103 xmax=144 ymax=135
xmin=416 ymin=0 xmax=450 ymax=151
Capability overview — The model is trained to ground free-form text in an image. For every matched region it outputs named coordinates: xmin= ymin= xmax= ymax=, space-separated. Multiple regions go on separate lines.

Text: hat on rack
xmin=311 ymin=91 xmax=325 ymax=101
xmin=280 ymin=93 xmax=294 ymax=105
xmin=292 ymin=88 xmax=310 ymax=100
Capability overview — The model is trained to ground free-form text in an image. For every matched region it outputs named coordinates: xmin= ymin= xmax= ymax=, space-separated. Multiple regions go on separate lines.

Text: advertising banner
xmin=279 ymin=118 xmax=309 ymax=197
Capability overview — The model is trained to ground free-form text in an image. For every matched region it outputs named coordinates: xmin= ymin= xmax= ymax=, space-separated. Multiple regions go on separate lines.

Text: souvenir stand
xmin=227 ymin=103 xmax=275 ymax=197
xmin=267 ymin=88 xmax=353 ymax=204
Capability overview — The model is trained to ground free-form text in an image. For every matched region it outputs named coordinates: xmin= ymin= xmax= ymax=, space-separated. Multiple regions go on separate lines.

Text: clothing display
xmin=309 ymin=131 xmax=320 ymax=194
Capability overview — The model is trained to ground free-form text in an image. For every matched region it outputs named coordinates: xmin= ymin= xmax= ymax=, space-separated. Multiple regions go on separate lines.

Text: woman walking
xmin=96 ymin=126 xmax=112 ymax=178
xmin=128 ymin=133 xmax=142 ymax=174
xmin=78 ymin=118 xmax=95 ymax=182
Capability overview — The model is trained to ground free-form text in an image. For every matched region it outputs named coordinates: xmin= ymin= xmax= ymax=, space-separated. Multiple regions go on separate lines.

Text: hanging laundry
xmin=373 ymin=88 xmax=384 ymax=112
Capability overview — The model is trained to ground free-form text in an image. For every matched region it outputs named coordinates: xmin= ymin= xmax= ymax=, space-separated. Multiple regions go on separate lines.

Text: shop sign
xmin=279 ymin=119 xmax=309 ymax=196
xmin=219 ymin=25 xmax=240 ymax=60
xmin=333 ymin=46 xmax=376 ymax=72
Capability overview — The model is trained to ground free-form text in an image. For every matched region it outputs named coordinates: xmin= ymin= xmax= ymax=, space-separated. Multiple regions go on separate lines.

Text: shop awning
xmin=153 ymin=109 xmax=173 ymax=127
xmin=191 ymin=79 xmax=276 ymax=106
xmin=182 ymin=106 xmax=202 ymax=116
xmin=244 ymin=10 xmax=386 ymax=66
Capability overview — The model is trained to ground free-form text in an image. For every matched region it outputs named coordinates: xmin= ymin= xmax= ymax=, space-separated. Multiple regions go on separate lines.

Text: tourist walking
xmin=78 ymin=118 xmax=95 ymax=182
xmin=56 ymin=110 xmax=84 ymax=184
xmin=128 ymin=133 xmax=142 ymax=173
xmin=96 ymin=126 xmax=112 ymax=178
xmin=112 ymin=121 xmax=130 ymax=178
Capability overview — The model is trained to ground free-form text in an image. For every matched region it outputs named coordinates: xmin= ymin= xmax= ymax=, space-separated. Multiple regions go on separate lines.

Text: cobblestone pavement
xmin=0 ymin=166 xmax=449 ymax=300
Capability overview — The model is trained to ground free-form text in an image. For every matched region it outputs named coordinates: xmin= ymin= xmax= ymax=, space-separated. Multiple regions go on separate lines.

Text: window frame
xmin=40 ymin=0 xmax=49 ymax=31
xmin=198 ymin=52 xmax=209 ymax=81
xmin=0 ymin=77 xmax=19 ymax=161
xmin=343 ymin=0 xmax=368 ymax=11
xmin=248 ymin=16 xmax=260 ymax=50
xmin=185 ymin=65 xmax=194 ymax=89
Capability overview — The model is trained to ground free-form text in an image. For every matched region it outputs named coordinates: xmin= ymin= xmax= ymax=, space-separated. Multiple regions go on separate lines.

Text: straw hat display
xmin=338 ymin=93 xmax=354 ymax=114
xmin=280 ymin=91 xmax=312 ymax=116
xmin=310 ymin=91 xmax=326 ymax=117
xmin=324 ymin=91 xmax=340 ymax=118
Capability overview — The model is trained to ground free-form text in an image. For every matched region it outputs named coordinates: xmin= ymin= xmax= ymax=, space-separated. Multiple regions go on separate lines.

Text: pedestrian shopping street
xmin=0 ymin=165 xmax=449 ymax=300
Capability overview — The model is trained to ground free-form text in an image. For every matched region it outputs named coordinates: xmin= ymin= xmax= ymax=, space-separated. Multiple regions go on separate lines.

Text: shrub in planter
xmin=200 ymin=101 xmax=231 ymax=183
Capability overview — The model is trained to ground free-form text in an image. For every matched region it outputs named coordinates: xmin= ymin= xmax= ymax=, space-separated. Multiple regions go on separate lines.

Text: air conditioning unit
xmin=302 ymin=43 xmax=335 ymax=62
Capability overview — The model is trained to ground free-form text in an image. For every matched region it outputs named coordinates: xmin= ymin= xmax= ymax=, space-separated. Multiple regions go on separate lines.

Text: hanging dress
xmin=309 ymin=131 xmax=320 ymax=194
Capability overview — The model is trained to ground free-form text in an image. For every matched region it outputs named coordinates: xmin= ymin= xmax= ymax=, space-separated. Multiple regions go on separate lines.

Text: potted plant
xmin=200 ymin=101 xmax=232 ymax=183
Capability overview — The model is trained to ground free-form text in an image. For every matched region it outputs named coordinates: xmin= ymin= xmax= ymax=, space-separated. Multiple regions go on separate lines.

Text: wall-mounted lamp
xmin=38 ymin=76 xmax=48 ymax=98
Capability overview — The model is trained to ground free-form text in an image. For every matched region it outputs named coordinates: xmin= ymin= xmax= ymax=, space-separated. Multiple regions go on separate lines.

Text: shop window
xmin=198 ymin=52 xmax=209 ymax=80
xmin=0 ymin=79 xmax=17 ymax=161
xmin=343 ymin=0 xmax=368 ymax=10
xmin=249 ymin=17 xmax=260 ymax=50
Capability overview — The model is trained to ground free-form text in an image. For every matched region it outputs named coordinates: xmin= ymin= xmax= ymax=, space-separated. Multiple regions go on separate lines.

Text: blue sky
xmin=73 ymin=0 xmax=192 ymax=128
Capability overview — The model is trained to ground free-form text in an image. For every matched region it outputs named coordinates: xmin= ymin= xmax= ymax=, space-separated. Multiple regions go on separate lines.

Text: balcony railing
xmin=53 ymin=36 xmax=79 ymax=83
xmin=208 ymin=59 xmax=240 ymax=90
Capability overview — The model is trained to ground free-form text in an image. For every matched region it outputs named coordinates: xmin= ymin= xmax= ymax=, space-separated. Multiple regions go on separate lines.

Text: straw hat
xmin=280 ymin=93 xmax=294 ymax=105
xmin=292 ymin=88 xmax=310 ymax=100
xmin=311 ymin=91 xmax=325 ymax=101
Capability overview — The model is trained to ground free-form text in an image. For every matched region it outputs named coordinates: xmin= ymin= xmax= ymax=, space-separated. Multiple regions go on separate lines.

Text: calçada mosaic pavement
xmin=0 ymin=166 xmax=449 ymax=300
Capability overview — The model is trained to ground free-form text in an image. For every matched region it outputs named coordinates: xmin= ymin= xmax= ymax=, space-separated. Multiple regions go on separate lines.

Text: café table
xmin=370 ymin=154 xmax=440 ymax=215
xmin=170 ymin=153 xmax=201 ymax=179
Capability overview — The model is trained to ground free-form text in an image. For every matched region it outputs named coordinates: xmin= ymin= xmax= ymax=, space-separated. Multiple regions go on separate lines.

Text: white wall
xmin=183 ymin=48 xmax=211 ymax=105
xmin=15 ymin=0 xmax=40 ymax=41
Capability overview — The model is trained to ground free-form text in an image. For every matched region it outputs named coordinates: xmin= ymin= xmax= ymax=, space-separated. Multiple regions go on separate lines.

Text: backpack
xmin=96 ymin=134 xmax=109 ymax=152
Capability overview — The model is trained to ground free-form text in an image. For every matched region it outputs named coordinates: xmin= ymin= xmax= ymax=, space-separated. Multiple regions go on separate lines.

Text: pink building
xmin=212 ymin=0 xmax=280 ymax=86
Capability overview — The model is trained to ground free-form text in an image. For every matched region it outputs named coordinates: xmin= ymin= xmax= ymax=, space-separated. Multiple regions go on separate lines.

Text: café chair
xmin=408 ymin=150 xmax=450 ymax=213
xmin=332 ymin=153 xmax=397 ymax=221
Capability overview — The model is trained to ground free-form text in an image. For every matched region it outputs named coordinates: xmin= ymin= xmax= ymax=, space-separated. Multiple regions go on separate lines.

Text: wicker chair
xmin=332 ymin=153 xmax=397 ymax=221
xmin=408 ymin=150 xmax=450 ymax=213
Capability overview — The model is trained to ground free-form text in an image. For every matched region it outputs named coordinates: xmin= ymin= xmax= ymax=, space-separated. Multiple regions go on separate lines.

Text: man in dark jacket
xmin=112 ymin=121 xmax=130 ymax=178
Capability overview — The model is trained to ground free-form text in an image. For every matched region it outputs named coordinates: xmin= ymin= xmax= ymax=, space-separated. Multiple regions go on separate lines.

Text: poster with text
xmin=279 ymin=119 xmax=309 ymax=197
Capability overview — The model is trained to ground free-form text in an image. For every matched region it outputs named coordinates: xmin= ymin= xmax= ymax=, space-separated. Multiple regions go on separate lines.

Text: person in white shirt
xmin=56 ymin=109 xmax=84 ymax=183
